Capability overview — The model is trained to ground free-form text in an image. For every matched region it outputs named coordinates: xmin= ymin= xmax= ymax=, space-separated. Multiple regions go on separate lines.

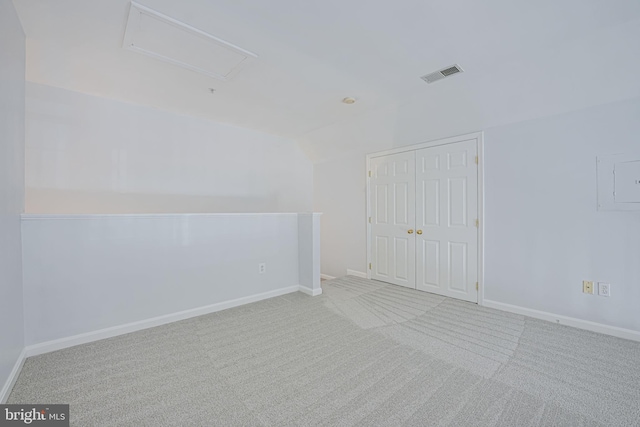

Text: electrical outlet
xmin=598 ymin=282 xmax=611 ymax=297
xmin=582 ymin=280 xmax=594 ymax=295
xmin=258 ymin=263 xmax=266 ymax=274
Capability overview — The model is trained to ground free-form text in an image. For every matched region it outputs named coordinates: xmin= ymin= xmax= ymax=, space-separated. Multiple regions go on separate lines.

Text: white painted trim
xmin=366 ymin=151 xmax=372 ymax=280
xmin=368 ymin=150 xmax=372 ymax=279
xmin=21 ymin=213 xmax=305 ymax=221
xmin=477 ymin=134 xmax=485 ymax=306
xmin=483 ymin=299 xmax=640 ymax=342
xmin=0 ymin=348 xmax=26 ymax=403
xmin=346 ymin=269 xmax=368 ymax=279
xmin=299 ymin=286 xmax=323 ymax=296
xmin=320 ymin=274 xmax=335 ymax=280
xmin=367 ymin=131 xmax=484 ymax=159
xmin=366 ymin=131 xmax=485 ymax=302
xmin=25 ymin=286 xmax=300 ymax=357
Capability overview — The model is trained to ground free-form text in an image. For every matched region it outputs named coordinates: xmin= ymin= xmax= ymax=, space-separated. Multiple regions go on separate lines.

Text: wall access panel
xmin=597 ymin=153 xmax=640 ymax=211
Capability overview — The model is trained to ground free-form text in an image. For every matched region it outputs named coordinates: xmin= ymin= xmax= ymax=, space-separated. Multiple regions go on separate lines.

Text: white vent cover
xmin=122 ymin=2 xmax=258 ymax=81
xmin=420 ymin=64 xmax=463 ymax=84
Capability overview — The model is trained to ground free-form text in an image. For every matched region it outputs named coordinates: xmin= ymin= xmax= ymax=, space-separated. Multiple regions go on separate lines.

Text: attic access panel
xmin=122 ymin=2 xmax=258 ymax=80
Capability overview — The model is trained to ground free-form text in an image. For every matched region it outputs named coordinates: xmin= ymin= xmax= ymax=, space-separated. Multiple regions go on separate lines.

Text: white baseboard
xmin=25 ymin=285 xmax=301 ymax=357
xmin=483 ymin=299 xmax=640 ymax=342
xmin=299 ymin=286 xmax=323 ymax=296
xmin=346 ymin=269 xmax=367 ymax=279
xmin=0 ymin=348 xmax=26 ymax=403
xmin=320 ymin=274 xmax=335 ymax=280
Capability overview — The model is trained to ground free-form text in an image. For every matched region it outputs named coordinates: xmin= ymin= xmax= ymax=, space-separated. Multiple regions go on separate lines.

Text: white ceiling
xmin=13 ymin=0 xmax=640 ymax=161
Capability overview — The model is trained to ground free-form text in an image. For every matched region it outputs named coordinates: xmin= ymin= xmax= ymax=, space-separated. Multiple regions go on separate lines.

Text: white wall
xmin=21 ymin=214 xmax=304 ymax=347
xmin=314 ymin=153 xmax=367 ymax=278
xmin=483 ymin=97 xmax=640 ymax=332
xmin=314 ymin=96 xmax=640 ymax=333
xmin=299 ymin=14 xmax=640 ymax=164
xmin=0 ymin=0 xmax=25 ymax=401
xmin=25 ymin=83 xmax=313 ymax=214
xmin=298 ymin=213 xmax=322 ymax=295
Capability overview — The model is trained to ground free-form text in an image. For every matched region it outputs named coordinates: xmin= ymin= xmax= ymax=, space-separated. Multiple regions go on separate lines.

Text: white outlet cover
xmin=258 ymin=263 xmax=266 ymax=273
xmin=598 ymin=282 xmax=611 ymax=297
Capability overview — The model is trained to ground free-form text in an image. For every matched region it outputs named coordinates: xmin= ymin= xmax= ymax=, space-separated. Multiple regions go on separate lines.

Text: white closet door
xmin=415 ymin=140 xmax=478 ymax=302
xmin=370 ymin=151 xmax=416 ymax=288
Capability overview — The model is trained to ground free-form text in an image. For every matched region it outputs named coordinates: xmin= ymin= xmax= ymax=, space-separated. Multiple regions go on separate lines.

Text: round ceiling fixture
xmin=342 ymin=97 xmax=356 ymax=104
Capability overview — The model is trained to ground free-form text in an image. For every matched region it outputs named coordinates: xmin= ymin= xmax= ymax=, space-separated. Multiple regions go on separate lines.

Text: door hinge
xmin=368 ymin=217 xmax=372 ymax=223
xmin=475 ymin=155 xmax=478 ymax=164
xmin=369 ymin=263 xmax=372 ymax=270
xmin=368 ymin=170 xmax=372 ymax=177
xmin=475 ymin=218 xmax=479 ymax=228
xmin=476 ymin=282 xmax=479 ymax=291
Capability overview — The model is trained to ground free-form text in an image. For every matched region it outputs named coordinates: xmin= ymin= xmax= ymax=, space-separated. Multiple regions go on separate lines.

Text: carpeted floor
xmin=8 ymin=276 xmax=640 ymax=426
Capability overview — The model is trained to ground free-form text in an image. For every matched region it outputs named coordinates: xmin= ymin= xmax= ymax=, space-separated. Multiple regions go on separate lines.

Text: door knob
xmin=407 ymin=229 xmax=414 ymax=234
xmin=417 ymin=230 xmax=423 ymax=235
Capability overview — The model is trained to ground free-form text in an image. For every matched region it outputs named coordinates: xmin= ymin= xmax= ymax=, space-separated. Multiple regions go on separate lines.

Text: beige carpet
xmin=8 ymin=276 xmax=640 ymax=426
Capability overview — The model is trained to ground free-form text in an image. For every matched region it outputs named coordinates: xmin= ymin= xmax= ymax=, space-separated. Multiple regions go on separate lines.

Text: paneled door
xmin=368 ymin=135 xmax=480 ymax=303
xmin=415 ymin=140 xmax=478 ymax=302
xmin=370 ymin=151 xmax=416 ymax=288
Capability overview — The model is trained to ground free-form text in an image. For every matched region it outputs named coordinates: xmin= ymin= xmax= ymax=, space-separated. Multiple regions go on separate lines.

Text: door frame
xmin=366 ymin=131 xmax=485 ymax=305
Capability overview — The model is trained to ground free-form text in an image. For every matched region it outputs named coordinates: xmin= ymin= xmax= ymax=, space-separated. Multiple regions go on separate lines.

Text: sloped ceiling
xmin=13 ymin=0 xmax=640 ymax=162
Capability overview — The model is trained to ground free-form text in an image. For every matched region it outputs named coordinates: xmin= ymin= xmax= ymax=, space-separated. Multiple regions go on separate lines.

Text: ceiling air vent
xmin=420 ymin=64 xmax=463 ymax=84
